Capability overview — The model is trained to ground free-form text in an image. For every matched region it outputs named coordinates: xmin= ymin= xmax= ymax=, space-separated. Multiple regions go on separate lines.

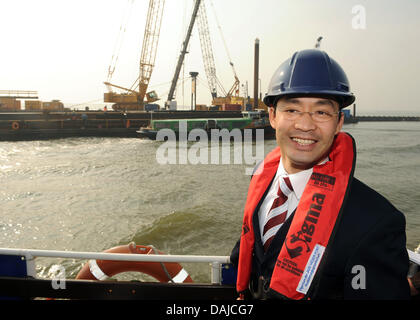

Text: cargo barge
xmin=0 ymin=110 xmax=258 ymax=141
xmin=0 ymin=107 xmax=370 ymax=141
xmin=137 ymin=117 xmax=254 ymax=140
xmin=137 ymin=110 xmax=275 ymax=140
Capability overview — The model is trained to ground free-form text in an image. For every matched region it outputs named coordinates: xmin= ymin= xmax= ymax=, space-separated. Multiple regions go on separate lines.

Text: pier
xmin=355 ymin=116 xmax=420 ymax=122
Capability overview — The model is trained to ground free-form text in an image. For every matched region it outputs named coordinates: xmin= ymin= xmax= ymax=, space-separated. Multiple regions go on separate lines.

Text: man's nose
xmin=294 ymin=112 xmax=317 ymax=131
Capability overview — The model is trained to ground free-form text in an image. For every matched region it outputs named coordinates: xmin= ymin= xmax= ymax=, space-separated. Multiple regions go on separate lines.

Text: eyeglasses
xmin=279 ymin=109 xmax=340 ymax=123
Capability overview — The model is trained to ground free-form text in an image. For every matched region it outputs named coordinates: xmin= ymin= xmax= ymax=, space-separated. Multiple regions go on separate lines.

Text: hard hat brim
xmin=263 ymin=90 xmax=355 ymax=109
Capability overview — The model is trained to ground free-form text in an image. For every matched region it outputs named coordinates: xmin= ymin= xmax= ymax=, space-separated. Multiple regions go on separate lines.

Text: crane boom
xmin=106 ymin=0 xmax=135 ymax=83
xmin=196 ymin=0 xmax=225 ymax=99
xmin=210 ymin=0 xmax=240 ymax=96
xmin=104 ymin=0 xmax=165 ymax=110
xmin=166 ymin=0 xmax=202 ymax=105
xmin=139 ymin=0 xmax=165 ymax=102
xmin=104 ymin=81 xmax=138 ymax=94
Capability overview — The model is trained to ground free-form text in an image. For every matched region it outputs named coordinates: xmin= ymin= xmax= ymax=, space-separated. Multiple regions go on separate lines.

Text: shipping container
xmin=195 ymin=104 xmax=208 ymax=111
xmin=221 ymin=104 xmax=242 ymax=111
xmin=0 ymin=98 xmax=21 ymax=110
xmin=42 ymin=100 xmax=64 ymax=111
xmin=25 ymin=100 xmax=42 ymax=111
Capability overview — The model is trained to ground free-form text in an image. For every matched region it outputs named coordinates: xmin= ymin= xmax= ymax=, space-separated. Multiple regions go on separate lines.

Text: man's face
xmin=269 ymin=96 xmax=344 ymax=174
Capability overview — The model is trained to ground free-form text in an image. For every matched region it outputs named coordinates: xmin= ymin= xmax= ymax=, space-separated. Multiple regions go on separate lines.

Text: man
xmin=230 ymin=49 xmax=410 ymax=299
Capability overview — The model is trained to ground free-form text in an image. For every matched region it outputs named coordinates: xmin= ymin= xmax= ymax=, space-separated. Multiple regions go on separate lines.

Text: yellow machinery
xmin=104 ymin=0 xmax=165 ymax=111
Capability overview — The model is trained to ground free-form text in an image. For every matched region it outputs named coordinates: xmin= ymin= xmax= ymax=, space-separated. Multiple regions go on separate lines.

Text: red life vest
xmin=236 ymin=132 xmax=356 ymax=299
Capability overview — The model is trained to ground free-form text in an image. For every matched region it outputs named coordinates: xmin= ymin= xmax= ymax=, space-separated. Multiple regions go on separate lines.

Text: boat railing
xmin=0 ymin=247 xmax=231 ymax=284
xmin=1 ymin=247 xmax=419 ymax=284
xmin=408 ymin=249 xmax=420 ymax=266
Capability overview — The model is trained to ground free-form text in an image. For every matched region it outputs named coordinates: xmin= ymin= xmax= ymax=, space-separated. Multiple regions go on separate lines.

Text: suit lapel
xmin=252 ymin=176 xmax=275 ymax=260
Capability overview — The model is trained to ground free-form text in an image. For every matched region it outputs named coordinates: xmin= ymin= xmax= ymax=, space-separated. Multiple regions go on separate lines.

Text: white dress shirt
xmin=258 ymin=158 xmax=315 ymax=243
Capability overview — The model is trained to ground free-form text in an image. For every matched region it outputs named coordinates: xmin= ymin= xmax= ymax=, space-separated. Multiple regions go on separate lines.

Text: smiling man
xmin=230 ymin=49 xmax=410 ymax=300
xmin=270 ymin=96 xmax=343 ymax=174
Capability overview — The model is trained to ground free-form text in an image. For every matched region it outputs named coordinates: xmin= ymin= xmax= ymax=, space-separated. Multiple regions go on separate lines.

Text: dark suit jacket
xmin=231 ymin=177 xmax=410 ymax=299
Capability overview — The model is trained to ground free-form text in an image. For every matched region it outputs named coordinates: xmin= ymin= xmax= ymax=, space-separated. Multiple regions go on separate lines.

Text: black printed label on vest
xmin=276 ymin=257 xmax=303 ymax=277
xmin=309 ymin=173 xmax=335 ymax=191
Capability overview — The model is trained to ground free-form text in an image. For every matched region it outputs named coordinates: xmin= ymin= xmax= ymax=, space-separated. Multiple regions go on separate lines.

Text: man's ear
xmin=268 ymin=106 xmax=277 ymax=129
xmin=335 ymin=111 xmax=344 ymax=135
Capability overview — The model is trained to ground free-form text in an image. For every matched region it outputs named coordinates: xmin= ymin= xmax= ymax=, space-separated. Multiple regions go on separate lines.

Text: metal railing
xmin=0 ymin=90 xmax=38 ymax=99
xmin=1 ymin=247 xmax=418 ymax=284
xmin=0 ymin=247 xmax=231 ymax=284
xmin=408 ymin=249 xmax=420 ymax=265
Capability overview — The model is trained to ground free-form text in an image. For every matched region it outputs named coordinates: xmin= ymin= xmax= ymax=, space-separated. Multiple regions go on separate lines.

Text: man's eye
xmin=285 ymin=109 xmax=299 ymax=113
xmin=315 ymin=111 xmax=330 ymax=116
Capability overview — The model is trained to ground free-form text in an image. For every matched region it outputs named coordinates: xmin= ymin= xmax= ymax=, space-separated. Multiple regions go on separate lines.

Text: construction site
xmin=0 ymin=0 xmax=271 ymax=140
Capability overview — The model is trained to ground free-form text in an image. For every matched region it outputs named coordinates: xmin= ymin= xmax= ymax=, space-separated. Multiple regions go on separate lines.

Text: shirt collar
xmin=277 ymin=157 xmax=329 ymax=200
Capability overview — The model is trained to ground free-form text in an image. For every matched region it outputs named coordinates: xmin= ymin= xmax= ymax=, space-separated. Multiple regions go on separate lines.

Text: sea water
xmin=0 ymin=121 xmax=419 ymax=282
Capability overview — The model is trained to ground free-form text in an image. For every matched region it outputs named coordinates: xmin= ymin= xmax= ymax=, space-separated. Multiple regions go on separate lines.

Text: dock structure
xmin=356 ymin=116 xmax=420 ymax=122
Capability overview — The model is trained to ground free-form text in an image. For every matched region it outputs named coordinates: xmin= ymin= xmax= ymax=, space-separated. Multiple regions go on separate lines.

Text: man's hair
xmin=272 ymin=94 xmax=343 ymax=109
xmin=272 ymin=95 xmax=343 ymax=122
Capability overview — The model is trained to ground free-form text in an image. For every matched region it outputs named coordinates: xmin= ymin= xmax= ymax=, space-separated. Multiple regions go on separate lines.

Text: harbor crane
xmin=166 ymin=0 xmax=202 ymax=108
xmin=166 ymin=0 xmax=240 ymax=109
xmin=207 ymin=0 xmax=240 ymax=107
xmin=196 ymin=0 xmax=226 ymax=99
xmin=104 ymin=0 xmax=165 ymax=111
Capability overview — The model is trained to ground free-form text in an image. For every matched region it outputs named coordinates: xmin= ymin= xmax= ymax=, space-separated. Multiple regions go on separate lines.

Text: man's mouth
xmin=291 ymin=137 xmax=317 ymax=146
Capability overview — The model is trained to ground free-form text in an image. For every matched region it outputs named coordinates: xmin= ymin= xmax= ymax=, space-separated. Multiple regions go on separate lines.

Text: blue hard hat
xmin=263 ymin=49 xmax=355 ymax=109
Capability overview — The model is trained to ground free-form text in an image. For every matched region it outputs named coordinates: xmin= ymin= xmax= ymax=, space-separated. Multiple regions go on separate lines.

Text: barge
xmin=0 ymin=110 xmax=252 ymax=141
xmin=137 ymin=110 xmax=277 ymax=140
xmin=2 ymin=107 xmax=407 ymax=142
xmin=0 ymin=109 xmax=276 ymax=141
xmin=137 ymin=118 xmax=253 ymax=140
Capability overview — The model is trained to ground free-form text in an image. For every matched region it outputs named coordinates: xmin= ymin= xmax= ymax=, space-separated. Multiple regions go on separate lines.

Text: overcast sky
xmin=0 ymin=0 xmax=419 ymax=114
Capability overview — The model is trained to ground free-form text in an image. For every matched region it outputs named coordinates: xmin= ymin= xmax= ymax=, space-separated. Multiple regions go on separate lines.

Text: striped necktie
xmin=262 ymin=176 xmax=293 ymax=251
